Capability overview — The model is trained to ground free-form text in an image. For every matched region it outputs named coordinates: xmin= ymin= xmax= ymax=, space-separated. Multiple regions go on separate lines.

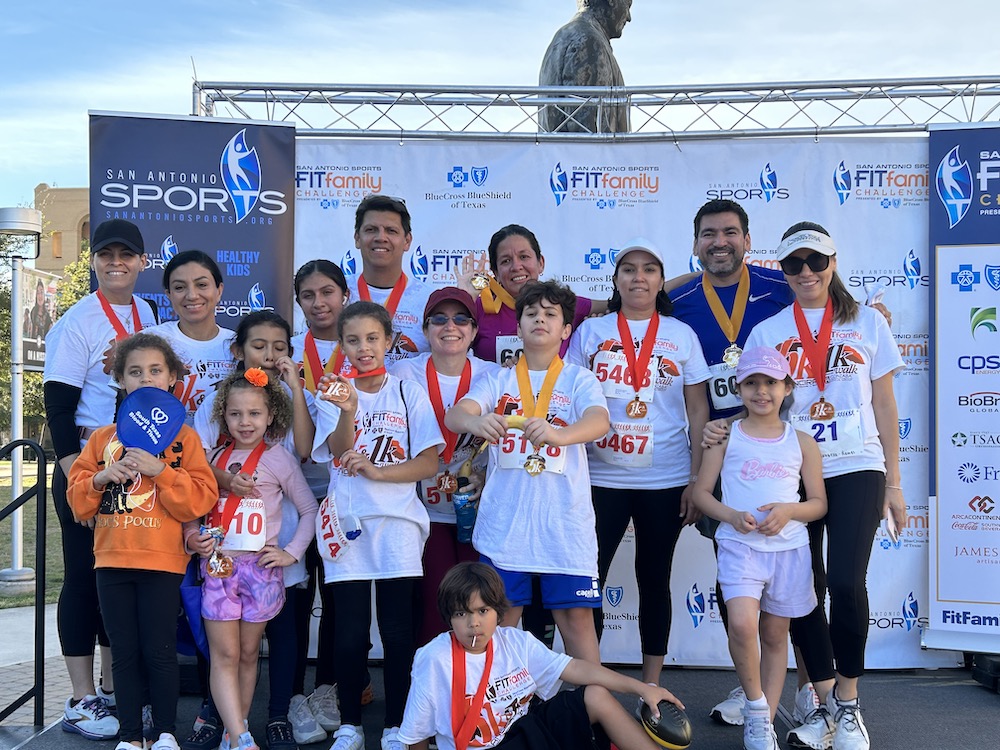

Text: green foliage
xmin=0 ymin=281 xmax=47 ymax=443
xmin=56 ymin=244 xmax=91 ymax=315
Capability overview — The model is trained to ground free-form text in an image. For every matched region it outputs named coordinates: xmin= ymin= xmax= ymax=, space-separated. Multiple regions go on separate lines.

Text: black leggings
xmin=592 ymin=485 xmax=685 ymax=656
xmin=327 ymin=578 xmax=416 ymax=727
xmin=790 ymin=471 xmax=883 ymax=681
xmin=97 ymin=568 xmax=182 ymax=742
xmin=53 ymin=464 xmax=110 ymax=656
xmin=265 ymin=586 xmax=309 ymax=719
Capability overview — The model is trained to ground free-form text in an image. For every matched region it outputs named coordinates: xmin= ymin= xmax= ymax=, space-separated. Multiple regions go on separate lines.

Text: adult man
xmin=347 ymin=194 xmax=434 ymax=366
xmin=538 ymin=0 xmax=633 ymax=133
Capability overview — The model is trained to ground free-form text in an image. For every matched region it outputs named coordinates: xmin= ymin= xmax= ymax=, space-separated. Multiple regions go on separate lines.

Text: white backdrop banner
xmin=295 ymin=136 xmax=958 ymax=668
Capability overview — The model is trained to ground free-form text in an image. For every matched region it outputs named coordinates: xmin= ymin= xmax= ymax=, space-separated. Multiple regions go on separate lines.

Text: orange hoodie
xmin=67 ymin=424 xmax=218 ymax=575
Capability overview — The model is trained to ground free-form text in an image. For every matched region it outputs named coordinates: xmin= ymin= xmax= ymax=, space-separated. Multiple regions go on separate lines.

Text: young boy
xmin=398 ymin=562 xmax=684 ymax=750
xmin=445 ymin=281 xmax=610 ymax=662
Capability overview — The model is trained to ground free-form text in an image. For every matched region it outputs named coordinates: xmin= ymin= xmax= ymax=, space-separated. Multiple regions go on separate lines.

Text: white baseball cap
xmin=615 ymin=238 xmax=665 ymax=270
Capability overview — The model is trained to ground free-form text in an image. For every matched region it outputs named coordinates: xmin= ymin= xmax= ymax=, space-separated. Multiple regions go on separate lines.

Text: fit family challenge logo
xmin=295 ymin=164 xmax=383 ymax=211
xmin=832 ymin=159 xmax=928 ymax=208
xmin=549 ymin=162 xmax=660 ymax=209
xmin=934 ymin=144 xmax=1000 ymax=228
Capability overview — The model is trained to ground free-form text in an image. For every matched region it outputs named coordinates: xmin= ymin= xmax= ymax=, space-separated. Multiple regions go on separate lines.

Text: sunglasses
xmin=780 ymin=252 xmax=832 ymax=276
xmin=426 ymin=313 xmax=474 ymax=327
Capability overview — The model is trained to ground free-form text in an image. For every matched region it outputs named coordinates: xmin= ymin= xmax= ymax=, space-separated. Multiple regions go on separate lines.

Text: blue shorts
xmin=481 ymin=556 xmax=602 ymax=609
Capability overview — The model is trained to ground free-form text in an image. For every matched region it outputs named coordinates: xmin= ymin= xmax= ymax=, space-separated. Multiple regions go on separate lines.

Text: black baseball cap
xmin=92 ymin=219 xmax=145 ymax=255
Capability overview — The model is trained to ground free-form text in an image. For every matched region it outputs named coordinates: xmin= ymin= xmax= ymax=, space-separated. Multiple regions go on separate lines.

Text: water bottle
xmin=452 ymin=477 xmax=477 ymax=544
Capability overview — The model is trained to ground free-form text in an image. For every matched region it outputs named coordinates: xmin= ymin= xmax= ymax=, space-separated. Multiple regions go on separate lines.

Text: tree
xmin=56 ymin=243 xmax=91 ymax=315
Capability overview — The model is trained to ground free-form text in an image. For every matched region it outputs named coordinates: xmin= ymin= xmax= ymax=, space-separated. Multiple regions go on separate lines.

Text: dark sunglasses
xmin=780 ymin=252 xmax=832 ymax=276
xmin=426 ymin=313 xmax=474 ymax=327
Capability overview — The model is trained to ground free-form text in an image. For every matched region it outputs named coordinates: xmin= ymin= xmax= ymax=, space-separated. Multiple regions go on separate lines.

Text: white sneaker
xmin=793 ymin=682 xmax=821 ymax=724
xmin=150 ymin=733 xmax=181 ymax=750
xmin=710 ymin=685 xmax=746 ymax=726
xmin=742 ymin=701 xmax=776 ymax=750
xmin=380 ymin=726 xmax=404 ymax=750
xmin=330 ymin=724 xmax=364 ymax=750
xmin=62 ymin=695 xmax=121 ymax=740
xmin=97 ymin=685 xmax=118 ymax=715
xmin=289 ymin=694 xmax=327 ymax=744
xmin=114 ymin=743 xmax=147 ymax=750
xmin=307 ymin=684 xmax=342 ymax=732
xmin=828 ymin=688 xmax=870 ymax=750
xmin=787 ymin=706 xmax=834 ymax=749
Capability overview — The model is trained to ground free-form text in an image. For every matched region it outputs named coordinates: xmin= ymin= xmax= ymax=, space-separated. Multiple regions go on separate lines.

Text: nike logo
xmin=748 ymin=293 xmax=771 ymax=303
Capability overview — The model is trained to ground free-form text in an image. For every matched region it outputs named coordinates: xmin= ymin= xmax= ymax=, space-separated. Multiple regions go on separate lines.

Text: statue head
xmin=579 ymin=0 xmax=632 ymax=39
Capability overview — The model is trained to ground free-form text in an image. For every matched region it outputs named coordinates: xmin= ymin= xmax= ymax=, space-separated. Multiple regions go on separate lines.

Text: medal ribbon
xmin=96 ymin=290 xmax=143 ymax=341
xmin=615 ymin=313 xmax=659 ymax=399
xmin=450 ymin=633 xmax=494 ymax=750
xmin=479 ymin=278 xmax=516 ymax=315
xmin=343 ymin=366 xmax=387 ymax=380
xmin=514 ymin=355 xmax=563 ymax=420
xmin=427 ymin=358 xmax=473 ymax=463
xmin=357 ymin=273 xmax=407 ymax=317
xmin=793 ymin=299 xmax=835 ymax=393
xmin=303 ymin=331 xmax=345 ymax=392
xmin=701 ymin=265 xmax=750 ymax=346
xmin=210 ymin=440 xmax=267 ymax=534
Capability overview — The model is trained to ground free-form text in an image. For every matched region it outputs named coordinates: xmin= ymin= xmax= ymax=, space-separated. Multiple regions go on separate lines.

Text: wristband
xmin=885 ymin=484 xmax=902 ymax=490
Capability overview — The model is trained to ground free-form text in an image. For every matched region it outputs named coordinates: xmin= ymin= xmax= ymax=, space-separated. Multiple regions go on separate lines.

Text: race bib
xmin=707 ymin=361 xmax=742 ymax=412
xmin=218 ymin=496 xmax=267 ymax=552
xmin=495 ymin=335 xmax=523 ymax=367
xmin=593 ymin=420 xmax=653 ymax=467
xmin=497 ymin=428 xmax=567 ymax=475
xmin=792 ymin=407 xmax=864 ymax=460
xmin=592 ymin=350 xmax=656 ymax=403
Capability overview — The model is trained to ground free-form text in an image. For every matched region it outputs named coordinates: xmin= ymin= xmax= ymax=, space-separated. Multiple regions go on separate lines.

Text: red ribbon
xmin=210 ymin=440 xmax=267 ymax=534
xmin=450 ymin=633 xmax=493 ymax=750
xmin=97 ymin=290 xmax=143 ymax=341
xmin=427 ymin=358 xmax=472 ymax=463
xmin=792 ymin=299 xmax=835 ymax=393
xmin=357 ymin=273 xmax=408 ymax=318
xmin=616 ymin=312 xmax=659 ymax=397
xmin=303 ymin=331 xmax=345 ymax=391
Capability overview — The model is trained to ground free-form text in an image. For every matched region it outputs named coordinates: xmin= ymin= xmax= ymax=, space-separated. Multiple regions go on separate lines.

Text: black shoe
xmin=266 ymin=718 xmax=299 ymax=750
xmin=181 ymin=717 xmax=224 ymax=750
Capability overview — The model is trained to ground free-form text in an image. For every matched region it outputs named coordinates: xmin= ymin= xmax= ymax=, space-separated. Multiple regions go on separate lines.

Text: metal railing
xmin=192 ymin=76 xmax=1000 ymax=139
xmin=0 ymin=440 xmax=48 ymax=726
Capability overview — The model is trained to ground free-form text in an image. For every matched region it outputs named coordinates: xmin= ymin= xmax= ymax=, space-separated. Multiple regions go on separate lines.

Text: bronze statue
xmin=539 ymin=0 xmax=632 ymax=133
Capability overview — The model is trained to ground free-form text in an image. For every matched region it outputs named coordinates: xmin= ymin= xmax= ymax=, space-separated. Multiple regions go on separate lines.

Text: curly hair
xmin=112 ymin=332 xmax=187 ymax=383
xmin=212 ymin=370 xmax=293 ymax=442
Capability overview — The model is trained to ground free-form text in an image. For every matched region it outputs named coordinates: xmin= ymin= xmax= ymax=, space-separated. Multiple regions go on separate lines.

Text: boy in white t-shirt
xmin=398 ymin=562 xmax=684 ymax=750
xmin=446 ymin=281 xmax=610 ymax=663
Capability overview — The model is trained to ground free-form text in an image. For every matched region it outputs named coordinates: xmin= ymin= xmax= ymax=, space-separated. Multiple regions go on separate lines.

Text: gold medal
xmin=437 ymin=471 xmax=458 ymax=494
xmin=809 ymin=398 xmax=835 ymax=421
xmin=207 ymin=549 xmax=234 ymax=579
xmin=524 ymin=452 xmax=546 ymax=477
xmin=625 ymin=398 xmax=648 ymax=419
xmin=325 ymin=380 xmax=351 ymax=403
xmin=471 ymin=273 xmax=491 ymax=291
xmin=722 ymin=344 xmax=743 ymax=369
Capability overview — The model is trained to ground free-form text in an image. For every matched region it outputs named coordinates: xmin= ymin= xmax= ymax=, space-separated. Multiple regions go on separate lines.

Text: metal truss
xmin=193 ymin=77 xmax=1000 ymax=140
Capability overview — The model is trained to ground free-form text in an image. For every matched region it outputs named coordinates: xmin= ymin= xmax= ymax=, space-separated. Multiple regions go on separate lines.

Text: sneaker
xmin=329 ymin=725 xmax=364 ymax=750
xmin=97 ymin=685 xmax=118 ymax=716
xmin=237 ymin=731 xmax=260 ymax=750
xmin=361 ymin=681 xmax=374 ymax=706
xmin=114 ymin=743 xmax=146 ymax=750
xmin=710 ymin=685 xmax=746 ymax=726
xmin=742 ymin=702 xmax=776 ymax=750
xmin=143 ymin=705 xmax=155 ymax=740
xmin=380 ymin=727 xmax=403 ymax=750
xmin=787 ymin=706 xmax=834 ymax=750
xmin=62 ymin=695 xmax=121 ymax=740
xmin=181 ymin=716 xmax=223 ymax=750
xmin=150 ymin=734 xmax=181 ymax=750
xmin=306 ymin=685 xmax=341 ymax=732
xmin=265 ymin=719 xmax=298 ymax=750
xmin=793 ymin=683 xmax=821 ymax=725
xmin=289 ymin=695 xmax=326 ymax=744
xmin=828 ymin=688 xmax=870 ymax=750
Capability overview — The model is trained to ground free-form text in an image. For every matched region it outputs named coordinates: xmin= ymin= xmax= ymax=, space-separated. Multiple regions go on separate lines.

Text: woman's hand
xmin=701 ymin=418 xmax=730 ymax=449
xmin=884 ymin=485 xmax=907 ymax=529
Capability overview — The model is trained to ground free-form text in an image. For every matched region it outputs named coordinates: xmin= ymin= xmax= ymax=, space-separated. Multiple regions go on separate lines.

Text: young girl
xmin=313 ymin=301 xmax=443 ymax=750
xmin=67 ymin=333 xmax=218 ymax=750
xmin=187 ymin=370 xmax=318 ymax=750
xmin=692 ymin=347 xmax=827 ymax=750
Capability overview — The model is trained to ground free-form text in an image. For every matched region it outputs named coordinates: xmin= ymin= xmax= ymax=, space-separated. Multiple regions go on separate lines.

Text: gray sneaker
xmin=710 ymin=685 xmax=746 ymax=726
xmin=793 ymin=682 xmax=821 ymax=725
xmin=828 ymin=689 xmax=870 ymax=750
xmin=787 ymin=706 xmax=834 ymax=750
xmin=306 ymin=684 xmax=341 ymax=733
xmin=289 ymin=693 xmax=327 ymax=744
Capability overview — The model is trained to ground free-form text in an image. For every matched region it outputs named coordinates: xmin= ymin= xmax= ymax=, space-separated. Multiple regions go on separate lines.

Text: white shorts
xmin=716 ymin=539 xmax=817 ymax=618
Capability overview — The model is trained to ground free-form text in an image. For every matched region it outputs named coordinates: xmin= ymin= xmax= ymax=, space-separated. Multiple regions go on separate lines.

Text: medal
xmin=793 ymin=299 xmax=836 ymax=424
xmin=615 ymin=313 xmax=657 ymax=419
xmin=514 ymin=356 xmax=564 ymax=477
xmin=722 ymin=344 xmax=743 ymax=369
xmin=324 ymin=379 xmax=351 ymax=403
xmin=438 ymin=471 xmax=458 ymax=493
xmin=207 ymin=549 xmax=234 ymax=579
xmin=625 ymin=398 xmax=648 ymax=419
xmin=471 ymin=273 xmax=490 ymax=291
xmin=524 ymin=452 xmax=546 ymax=477
xmin=303 ymin=331 xmax=345 ymax=393
xmin=809 ymin=398 xmax=835 ymax=421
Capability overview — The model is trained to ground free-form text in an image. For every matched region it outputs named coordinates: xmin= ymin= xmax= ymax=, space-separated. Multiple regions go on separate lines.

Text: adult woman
xmin=146 ymin=250 xmax=235 ymax=423
xmin=43 ymin=219 xmax=158 ymax=740
xmin=567 ymin=240 xmax=709 ymax=685
xmin=740 ymin=222 xmax=905 ymax=750
xmin=392 ymin=287 xmax=500 ymax=645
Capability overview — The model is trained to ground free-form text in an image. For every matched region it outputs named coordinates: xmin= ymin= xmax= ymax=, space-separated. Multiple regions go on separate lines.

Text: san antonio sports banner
xmin=89 ymin=112 xmax=295 ymax=323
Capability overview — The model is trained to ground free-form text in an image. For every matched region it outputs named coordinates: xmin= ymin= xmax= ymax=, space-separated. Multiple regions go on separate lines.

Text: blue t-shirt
xmin=670 ymin=265 xmax=793 ymax=420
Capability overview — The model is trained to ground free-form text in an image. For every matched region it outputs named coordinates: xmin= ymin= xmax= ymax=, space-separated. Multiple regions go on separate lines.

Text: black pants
xmin=97 ymin=568 xmax=182 ymax=742
xmin=54 ymin=464 xmax=110 ymax=655
xmin=327 ymin=578 xmax=416 ymax=727
xmin=790 ymin=471 xmax=883 ymax=681
xmin=592 ymin=485 xmax=685 ymax=655
xmin=265 ymin=586 xmax=309 ymax=719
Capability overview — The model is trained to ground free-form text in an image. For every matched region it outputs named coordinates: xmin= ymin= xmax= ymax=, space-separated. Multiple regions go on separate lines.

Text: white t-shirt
xmin=347 ymin=274 xmax=433 ymax=366
xmin=464 ymin=362 xmax=608 ymax=577
xmin=311 ymin=374 xmax=444 ymax=582
xmin=745 ymin=305 xmax=904 ymax=478
xmin=566 ymin=313 xmax=709 ymax=489
xmin=398 ymin=627 xmax=571 ymax=750
xmin=290 ymin=332 xmax=351 ymax=377
xmin=393 ymin=353 xmax=502 ymax=523
xmin=145 ymin=321 xmax=236 ymax=424
xmin=43 ymin=292 xmax=159 ymax=440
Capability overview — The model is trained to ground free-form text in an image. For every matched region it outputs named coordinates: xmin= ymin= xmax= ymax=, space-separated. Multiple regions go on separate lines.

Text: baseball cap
xmin=615 ymin=238 xmax=665 ymax=270
xmin=92 ymin=219 xmax=145 ymax=255
xmin=735 ymin=346 xmax=792 ymax=384
xmin=775 ymin=228 xmax=837 ymax=261
xmin=424 ymin=286 xmax=476 ymax=320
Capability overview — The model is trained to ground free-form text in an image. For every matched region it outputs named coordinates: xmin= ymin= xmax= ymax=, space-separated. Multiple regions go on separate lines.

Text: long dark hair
xmin=487 ymin=224 xmax=542 ymax=274
xmin=781 ymin=221 xmax=858 ymax=324
xmin=294 ymin=259 xmax=348 ymax=300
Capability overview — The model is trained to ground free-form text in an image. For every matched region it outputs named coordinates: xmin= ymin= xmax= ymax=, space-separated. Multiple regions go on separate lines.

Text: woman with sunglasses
xmin=737 ymin=222 xmax=905 ymax=750
xmin=391 ymin=287 xmax=501 ymax=645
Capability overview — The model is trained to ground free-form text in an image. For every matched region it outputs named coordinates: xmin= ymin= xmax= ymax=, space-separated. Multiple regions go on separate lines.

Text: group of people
xmin=42 ymin=194 xmax=905 ymax=750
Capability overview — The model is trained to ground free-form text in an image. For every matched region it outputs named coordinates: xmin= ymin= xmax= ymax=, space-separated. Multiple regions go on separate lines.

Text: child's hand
xmin=317 ymin=373 xmax=357 ymax=412
xmin=472 ymin=413 xmax=509 ymax=443
xmin=731 ymin=510 xmax=757 ymax=534
xmin=465 ymin=470 xmax=486 ymax=502
xmin=522 ymin=416 xmax=559 ymax=448
xmin=701 ymin=418 xmax=729 ymax=449
xmin=638 ymin=683 xmax=686 ymax=712
xmin=94 ymin=461 xmax=136 ymax=489
xmin=120 ymin=447 xmax=165 ymax=478
xmin=340 ymin=450 xmax=381 ymax=480
xmin=757 ymin=503 xmax=794 ymax=536
xmin=679 ymin=484 xmax=702 ymax=526
xmin=229 ymin=472 xmax=260 ymax=499
xmin=258 ymin=545 xmax=296 ymax=569
xmin=275 ymin=356 xmax=301 ymax=389
xmin=189 ymin=530 xmax=215 ymax=558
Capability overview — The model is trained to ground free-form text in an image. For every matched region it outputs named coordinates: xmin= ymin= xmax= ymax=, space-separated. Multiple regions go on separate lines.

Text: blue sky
xmin=1 ymin=0 xmax=993 ymax=210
